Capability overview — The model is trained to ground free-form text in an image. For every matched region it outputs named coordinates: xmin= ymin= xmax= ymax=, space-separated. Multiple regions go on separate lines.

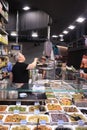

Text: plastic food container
xmin=6 ymin=105 xmax=27 ymax=113
xmin=0 ymin=105 xmax=8 ymax=113
xmin=3 ymin=114 xmax=27 ymax=123
xmin=46 ymin=103 xmax=62 ymax=111
xmin=10 ymin=125 xmax=31 ymax=130
xmin=27 ymin=114 xmax=50 ymax=124
xmin=32 ymin=125 xmax=52 ymax=130
xmin=50 ymin=113 xmax=69 ymax=123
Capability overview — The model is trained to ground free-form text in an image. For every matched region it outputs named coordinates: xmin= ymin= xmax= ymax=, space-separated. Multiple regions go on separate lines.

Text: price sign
xmin=20 ymin=120 xmax=27 ymax=125
xmin=78 ymin=120 xmax=84 ymax=126
xmin=0 ymin=120 xmax=3 ymax=124
xmin=57 ymin=120 xmax=64 ymax=126
xmin=16 ymin=101 xmax=21 ymax=106
xmin=14 ymin=110 xmax=20 ymax=114
xmin=39 ymin=120 xmax=46 ymax=125
xmin=34 ymin=102 xmax=39 ymax=106
xmin=34 ymin=109 xmax=40 ymax=115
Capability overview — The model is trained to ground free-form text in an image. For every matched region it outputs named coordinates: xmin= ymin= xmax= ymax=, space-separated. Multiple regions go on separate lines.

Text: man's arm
xmin=26 ymin=58 xmax=38 ymax=70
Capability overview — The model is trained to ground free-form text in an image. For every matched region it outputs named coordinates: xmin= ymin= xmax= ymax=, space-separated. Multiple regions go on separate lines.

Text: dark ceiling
xmin=7 ymin=0 xmax=87 ymax=43
xmin=6 ymin=0 xmax=87 ymax=38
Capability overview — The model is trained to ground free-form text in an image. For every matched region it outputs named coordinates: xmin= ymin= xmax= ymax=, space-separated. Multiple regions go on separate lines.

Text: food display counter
xmin=0 ymin=80 xmax=87 ymax=130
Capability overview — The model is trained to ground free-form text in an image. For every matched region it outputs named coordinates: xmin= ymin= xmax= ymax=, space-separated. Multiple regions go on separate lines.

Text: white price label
xmin=40 ymin=120 xmax=46 ymax=125
xmin=14 ymin=110 xmax=20 ymax=114
xmin=20 ymin=120 xmax=27 ymax=125
xmin=57 ymin=120 xmax=64 ymax=126
xmin=78 ymin=120 xmax=84 ymax=126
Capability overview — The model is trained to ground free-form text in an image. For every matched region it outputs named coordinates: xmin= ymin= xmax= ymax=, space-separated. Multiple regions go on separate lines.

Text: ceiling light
xmin=32 ymin=32 xmax=38 ymax=38
xmin=68 ymin=25 xmax=75 ymax=30
xmin=10 ymin=31 xmax=17 ymax=36
xmin=76 ymin=17 xmax=85 ymax=23
xmin=60 ymin=37 xmax=64 ymax=41
xmin=59 ymin=34 xmax=64 ymax=37
xmin=23 ymin=6 xmax=30 ymax=11
xmin=52 ymin=35 xmax=58 ymax=38
xmin=63 ymin=30 xmax=69 ymax=34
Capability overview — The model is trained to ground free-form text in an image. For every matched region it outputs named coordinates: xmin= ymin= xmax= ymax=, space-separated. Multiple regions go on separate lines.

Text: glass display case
xmin=0 ymin=79 xmax=87 ymax=129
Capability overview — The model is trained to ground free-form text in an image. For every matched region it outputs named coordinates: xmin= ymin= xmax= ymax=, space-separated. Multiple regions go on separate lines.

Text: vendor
xmin=9 ymin=52 xmax=38 ymax=89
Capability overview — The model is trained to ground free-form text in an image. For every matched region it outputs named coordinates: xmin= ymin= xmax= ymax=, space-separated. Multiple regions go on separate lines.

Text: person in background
xmin=9 ymin=52 xmax=38 ymax=89
xmin=38 ymin=56 xmax=47 ymax=79
xmin=4 ymin=57 xmax=13 ymax=73
xmin=80 ymin=54 xmax=87 ymax=79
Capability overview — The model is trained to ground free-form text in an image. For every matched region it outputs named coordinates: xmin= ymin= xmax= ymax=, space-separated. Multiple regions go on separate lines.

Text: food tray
xmin=59 ymin=97 xmax=72 ymax=106
xmin=3 ymin=114 xmax=27 ymax=123
xmin=53 ymin=125 xmax=74 ymax=130
xmin=54 ymin=92 xmax=72 ymax=99
xmin=72 ymin=93 xmax=84 ymax=101
xmin=10 ymin=125 xmax=31 ymax=130
xmin=68 ymin=112 xmax=87 ymax=122
xmin=62 ymin=105 xmax=80 ymax=113
xmin=45 ymin=98 xmax=58 ymax=104
xmin=0 ymin=105 xmax=8 ymax=113
xmin=6 ymin=105 xmax=27 ymax=113
xmin=50 ymin=113 xmax=70 ymax=123
xmin=32 ymin=125 xmax=52 ymax=130
xmin=0 ymin=114 xmax=4 ymax=120
xmin=74 ymin=99 xmax=87 ymax=107
xmin=27 ymin=114 xmax=50 ymax=124
xmin=46 ymin=103 xmax=62 ymax=111
xmin=74 ymin=125 xmax=87 ymax=130
xmin=34 ymin=79 xmax=49 ymax=85
xmin=46 ymin=92 xmax=55 ymax=98
xmin=0 ymin=125 xmax=10 ymax=130
xmin=28 ymin=105 xmax=47 ymax=113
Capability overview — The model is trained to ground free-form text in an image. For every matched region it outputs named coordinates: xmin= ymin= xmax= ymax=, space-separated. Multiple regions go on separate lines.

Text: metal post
xmin=16 ymin=11 xmax=19 ymax=44
xmin=47 ymin=15 xmax=51 ymax=40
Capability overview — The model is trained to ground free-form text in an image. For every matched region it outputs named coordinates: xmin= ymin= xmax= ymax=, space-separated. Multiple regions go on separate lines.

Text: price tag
xmin=0 ymin=120 xmax=3 ymax=124
xmin=39 ymin=120 xmax=46 ymax=125
xmin=16 ymin=101 xmax=21 ymax=106
xmin=34 ymin=109 xmax=40 ymax=115
xmin=14 ymin=110 xmax=20 ymax=114
xmin=20 ymin=120 xmax=27 ymax=125
xmin=34 ymin=102 xmax=39 ymax=106
xmin=78 ymin=120 xmax=84 ymax=126
xmin=57 ymin=120 xmax=64 ymax=126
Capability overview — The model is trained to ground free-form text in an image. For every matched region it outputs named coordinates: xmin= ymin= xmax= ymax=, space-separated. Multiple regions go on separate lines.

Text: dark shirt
xmin=12 ymin=62 xmax=29 ymax=83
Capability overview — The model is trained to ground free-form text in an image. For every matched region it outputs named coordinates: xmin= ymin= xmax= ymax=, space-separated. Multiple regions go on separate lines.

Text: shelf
xmin=0 ymin=27 xmax=8 ymax=35
xmin=0 ymin=0 xmax=9 ymax=11
xmin=0 ymin=11 xmax=8 ymax=23
xmin=0 ymin=41 xmax=8 ymax=45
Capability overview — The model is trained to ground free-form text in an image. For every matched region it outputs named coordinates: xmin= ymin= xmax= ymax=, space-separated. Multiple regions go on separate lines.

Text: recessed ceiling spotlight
xmin=59 ymin=34 xmax=64 ymax=37
xmin=10 ymin=31 xmax=17 ymax=36
xmin=23 ymin=6 xmax=30 ymax=11
xmin=76 ymin=17 xmax=85 ymax=23
xmin=68 ymin=25 xmax=75 ymax=30
xmin=52 ymin=35 xmax=58 ymax=38
xmin=63 ymin=30 xmax=69 ymax=34
xmin=32 ymin=32 xmax=38 ymax=38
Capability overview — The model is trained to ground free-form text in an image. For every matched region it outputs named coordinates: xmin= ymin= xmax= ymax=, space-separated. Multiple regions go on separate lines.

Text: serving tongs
xmin=36 ymin=118 xmax=39 ymax=130
xmin=64 ymin=113 xmax=81 ymax=121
